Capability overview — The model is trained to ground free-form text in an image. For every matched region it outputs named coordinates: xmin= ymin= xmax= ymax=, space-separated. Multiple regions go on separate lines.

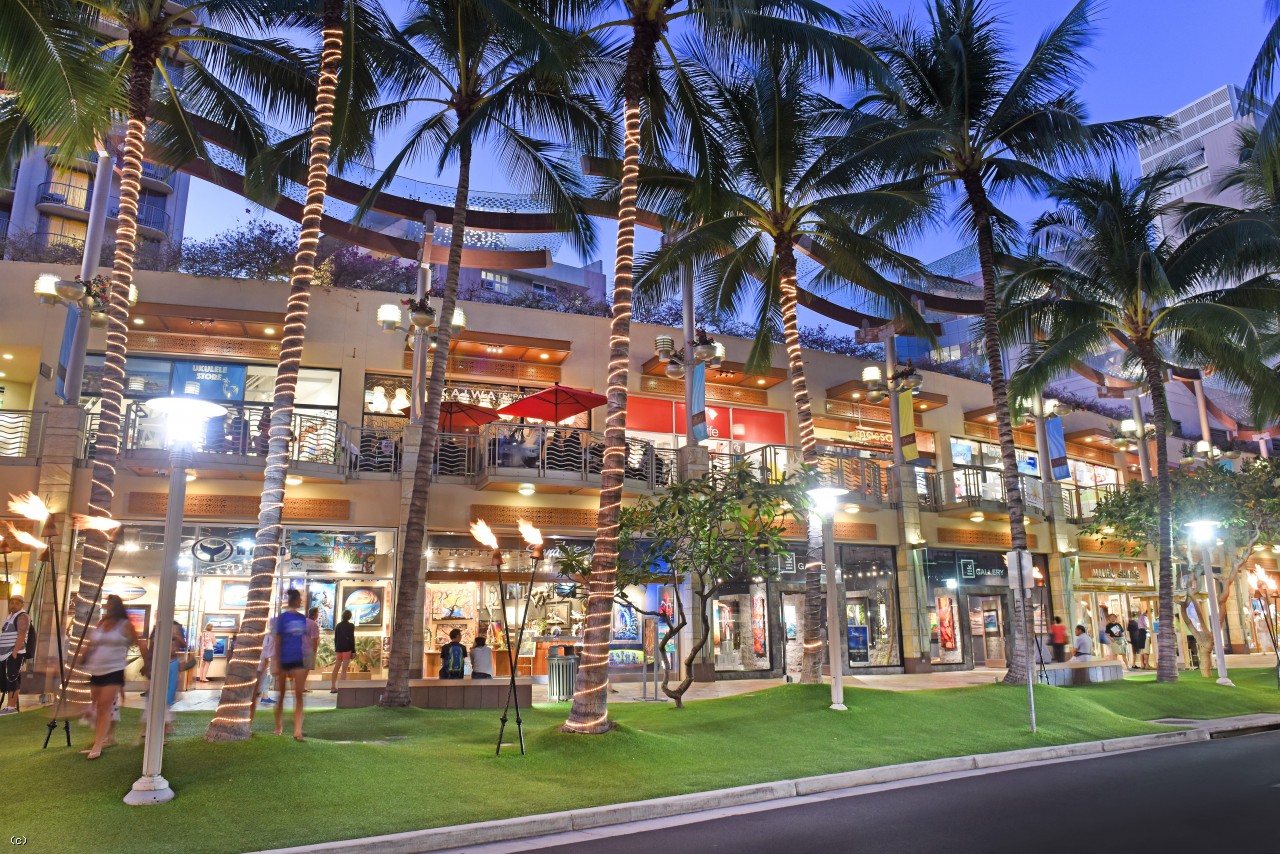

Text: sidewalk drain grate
xmin=1151 ymin=718 xmax=1198 ymax=725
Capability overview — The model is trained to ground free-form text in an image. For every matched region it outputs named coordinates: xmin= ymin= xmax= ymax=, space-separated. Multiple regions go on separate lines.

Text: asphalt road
xmin=535 ymin=731 xmax=1280 ymax=854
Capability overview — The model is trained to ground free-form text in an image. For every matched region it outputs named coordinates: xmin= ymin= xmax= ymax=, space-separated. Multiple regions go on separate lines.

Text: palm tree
xmin=1244 ymin=1 xmax=1280 ymax=198
xmin=0 ymin=0 xmax=120 ymax=164
xmin=31 ymin=0 xmax=309 ymax=705
xmin=562 ymin=0 xmax=885 ymax=736
xmin=1004 ymin=163 xmax=1280 ymax=683
xmin=853 ymin=0 xmax=1162 ymax=685
xmin=633 ymin=54 xmax=932 ymax=685
xmin=362 ymin=0 xmax=613 ymax=707
xmin=207 ymin=0 xmax=410 ymax=742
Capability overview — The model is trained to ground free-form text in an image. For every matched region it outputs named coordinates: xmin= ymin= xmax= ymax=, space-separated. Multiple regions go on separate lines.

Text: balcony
xmin=473 ymin=423 xmax=676 ymax=494
xmin=712 ymin=445 xmax=895 ymax=509
xmin=0 ymin=211 xmax=9 ymax=238
xmin=85 ymin=402 xmax=351 ymax=480
xmin=37 ymin=181 xmax=172 ymax=239
xmin=0 ymin=411 xmax=46 ymax=462
xmin=934 ymin=467 xmax=1048 ymax=520
xmin=139 ymin=161 xmax=177 ymax=192
xmin=1056 ymin=483 xmax=1117 ymax=524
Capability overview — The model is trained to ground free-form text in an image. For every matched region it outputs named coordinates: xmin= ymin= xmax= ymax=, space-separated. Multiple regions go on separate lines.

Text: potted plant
xmin=401 ymin=297 xmax=436 ymax=328
xmin=353 ymin=636 xmax=382 ymax=673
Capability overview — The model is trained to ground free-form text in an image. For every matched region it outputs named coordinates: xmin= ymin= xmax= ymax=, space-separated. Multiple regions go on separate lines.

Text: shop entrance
xmin=1075 ymin=590 xmax=1157 ymax=663
xmin=969 ymin=594 xmax=1007 ymax=668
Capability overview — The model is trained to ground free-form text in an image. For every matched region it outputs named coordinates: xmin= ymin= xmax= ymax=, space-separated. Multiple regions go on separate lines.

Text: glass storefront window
xmin=841 ymin=545 xmax=899 ymax=667
xmin=710 ymin=581 xmax=772 ymax=672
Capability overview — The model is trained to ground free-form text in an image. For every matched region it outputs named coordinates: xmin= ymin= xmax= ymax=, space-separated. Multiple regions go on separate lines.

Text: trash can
xmin=547 ymin=650 xmax=578 ymax=702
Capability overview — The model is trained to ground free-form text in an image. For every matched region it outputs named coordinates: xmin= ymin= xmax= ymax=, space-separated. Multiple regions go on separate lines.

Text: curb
xmin=255 ymin=720 xmax=1272 ymax=854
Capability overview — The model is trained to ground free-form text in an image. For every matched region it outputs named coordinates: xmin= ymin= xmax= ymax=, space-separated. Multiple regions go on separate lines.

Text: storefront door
xmin=969 ymin=594 xmax=1007 ymax=668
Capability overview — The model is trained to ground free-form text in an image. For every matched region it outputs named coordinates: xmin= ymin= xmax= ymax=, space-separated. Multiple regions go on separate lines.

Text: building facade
xmin=0 ymin=262 xmax=1269 ymax=694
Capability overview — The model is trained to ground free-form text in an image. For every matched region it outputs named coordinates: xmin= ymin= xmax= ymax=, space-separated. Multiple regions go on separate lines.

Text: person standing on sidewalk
xmin=1049 ymin=616 xmax=1068 ymax=663
xmin=1127 ymin=612 xmax=1147 ymax=669
xmin=1104 ymin=613 xmax=1126 ymax=663
xmin=273 ymin=589 xmax=309 ymax=741
xmin=330 ymin=610 xmax=354 ymax=693
xmin=197 ymin=623 xmax=216 ymax=682
xmin=0 ymin=595 xmax=31 ymax=714
xmin=81 ymin=595 xmax=147 ymax=759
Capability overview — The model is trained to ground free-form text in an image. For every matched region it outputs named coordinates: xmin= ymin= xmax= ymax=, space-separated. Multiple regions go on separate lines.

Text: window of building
xmin=710 ymin=581 xmax=773 ymax=672
xmin=480 ymin=271 xmax=510 ymax=294
xmin=530 ymin=282 xmax=556 ymax=296
xmin=842 ymin=545 xmax=899 ymax=668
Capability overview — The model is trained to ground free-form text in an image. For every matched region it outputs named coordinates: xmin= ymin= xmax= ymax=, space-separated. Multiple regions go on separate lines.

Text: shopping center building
xmin=0 ymin=261 xmax=1271 ymax=691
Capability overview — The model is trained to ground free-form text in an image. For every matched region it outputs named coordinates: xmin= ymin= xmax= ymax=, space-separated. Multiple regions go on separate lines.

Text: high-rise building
xmin=1138 ymin=84 xmax=1270 ymax=234
xmin=0 ymin=146 xmax=191 ymax=254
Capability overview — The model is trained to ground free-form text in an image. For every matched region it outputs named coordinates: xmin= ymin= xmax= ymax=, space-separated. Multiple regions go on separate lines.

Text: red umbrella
xmin=438 ymin=401 xmax=500 ymax=434
xmin=497 ymin=384 xmax=607 ymax=424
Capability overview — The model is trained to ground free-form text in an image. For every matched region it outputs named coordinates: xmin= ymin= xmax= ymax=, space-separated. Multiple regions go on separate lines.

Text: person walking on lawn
xmin=273 ymin=589 xmax=310 ymax=741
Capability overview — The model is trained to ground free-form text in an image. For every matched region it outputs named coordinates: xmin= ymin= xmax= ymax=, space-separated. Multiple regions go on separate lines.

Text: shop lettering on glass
xmin=172 ymin=361 xmax=246 ymax=400
xmin=1085 ymin=565 xmax=1142 ymax=583
xmin=959 ymin=559 xmax=1005 ymax=581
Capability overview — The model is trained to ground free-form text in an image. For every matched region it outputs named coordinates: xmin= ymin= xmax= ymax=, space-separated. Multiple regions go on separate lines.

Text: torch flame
xmin=469 ymin=519 xmax=498 ymax=550
xmin=6 ymin=524 xmax=47 ymax=552
xmin=517 ymin=518 xmax=543 ymax=547
xmin=7 ymin=493 xmax=49 ymax=523
xmin=74 ymin=515 xmax=122 ymax=532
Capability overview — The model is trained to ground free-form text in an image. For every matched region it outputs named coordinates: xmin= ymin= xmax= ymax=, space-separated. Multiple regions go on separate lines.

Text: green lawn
xmin=7 ymin=669 xmax=1280 ymax=854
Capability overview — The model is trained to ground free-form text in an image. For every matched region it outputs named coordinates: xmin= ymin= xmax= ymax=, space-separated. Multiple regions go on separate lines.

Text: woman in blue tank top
xmin=274 ymin=589 xmax=311 ymax=740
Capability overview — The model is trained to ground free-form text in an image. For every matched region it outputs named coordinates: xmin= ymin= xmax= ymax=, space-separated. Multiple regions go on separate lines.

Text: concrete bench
xmin=1041 ymin=660 xmax=1125 ymax=687
xmin=335 ymin=677 xmax=534 ymax=710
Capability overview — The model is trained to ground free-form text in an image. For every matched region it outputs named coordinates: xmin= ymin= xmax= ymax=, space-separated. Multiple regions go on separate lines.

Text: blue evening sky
xmin=183 ymin=0 xmax=1269 ymax=276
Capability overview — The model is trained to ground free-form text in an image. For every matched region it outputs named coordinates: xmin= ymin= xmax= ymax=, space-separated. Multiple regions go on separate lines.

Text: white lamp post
xmin=1186 ymin=520 xmax=1235 ymax=687
xmin=124 ymin=385 xmax=224 ymax=806
xmin=808 ymin=484 xmax=848 ymax=711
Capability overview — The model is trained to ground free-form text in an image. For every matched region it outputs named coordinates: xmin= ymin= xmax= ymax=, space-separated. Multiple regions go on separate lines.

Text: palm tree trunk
xmin=962 ymin=175 xmax=1030 ymax=687
xmin=564 ymin=24 xmax=660 ymax=733
xmin=777 ymin=241 xmax=824 ymax=684
xmin=383 ymin=140 xmax=473 ymax=706
xmin=207 ymin=8 xmax=344 ymax=740
xmin=1137 ymin=344 xmax=1179 ymax=683
xmin=65 ymin=58 xmax=155 ymax=707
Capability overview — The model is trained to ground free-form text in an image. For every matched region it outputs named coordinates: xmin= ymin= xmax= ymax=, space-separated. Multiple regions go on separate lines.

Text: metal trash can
xmin=547 ymin=649 xmax=578 ymax=702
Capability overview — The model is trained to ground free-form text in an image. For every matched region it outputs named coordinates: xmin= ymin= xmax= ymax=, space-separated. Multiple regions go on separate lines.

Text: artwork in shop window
xmin=984 ymin=611 xmax=1000 ymax=633
xmin=935 ymin=597 xmax=957 ymax=650
xmin=612 ymin=602 xmax=639 ymax=641
xmin=433 ymin=622 xmax=472 ymax=648
xmin=783 ymin=603 xmax=798 ymax=640
xmin=751 ymin=594 xmax=767 ymax=656
xmin=289 ymin=531 xmax=378 ymax=573
xmin=504 ymin=583 xmax=524 ymax=602
xmin=211 ymin=636 xmax=228 ymax=657
xmin=308 ymin=581 xmax=337 ymax=630
xmin=204 ymin=613 xmax=239 ymax=632
xmin=340 ymin=584 xmax=386 ymax=627
xmin=220 ymin=580 xmax=250 ymax=610
xmin=101 ymin=582 xmax=146 ymax=602
xmin=124 ymin=605 xmax=150 ymax=640
xmin=847 ymin=625 xmax=870 ymax=664
xmin=430 ymin=583 xmax=478 ymax=620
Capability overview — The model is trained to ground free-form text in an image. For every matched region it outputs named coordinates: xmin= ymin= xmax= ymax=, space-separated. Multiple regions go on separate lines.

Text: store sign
xmin=958 ymin=558 xmax=1007 ymax=582
xmin=192 ymin=537 xmax=235 ymax=565
xmin=172 ymin=361 xmax=246 ymax=400
xmin=1079 ymin=563 xmax=1151 ymax=587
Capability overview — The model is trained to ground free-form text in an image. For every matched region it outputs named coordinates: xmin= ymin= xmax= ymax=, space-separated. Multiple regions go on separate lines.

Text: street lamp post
xmin=376 ymin=299 xmax=466 ymax=424
xmin=124 ymin=385 xmax=225 ymax=806
xmin=33 ymin=272 xmax=139 ymax=403
xmin=807 ymin=485 xmax=848 ymax=711
xmin=1186 ymin=520 xmax=1235 ymax=687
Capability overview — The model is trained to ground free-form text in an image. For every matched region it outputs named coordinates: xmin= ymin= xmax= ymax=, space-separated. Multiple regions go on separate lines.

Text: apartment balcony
xmin=0 ymin=211 xmax=9 ymax=238
xmin=139 ymin=161 xmax=177 ymax=193
xmin=84 ymin=402 xmax=352 ymax=482
xmin=934 ymin=467 xmax=1048 ymax=521
xmin=1055 ymin=483 xmax=1117 ymax=525
xmin=36 ymin=181 xmax=172 ymax=239
xmin=0 ymin=411 xmax=47 ymax=463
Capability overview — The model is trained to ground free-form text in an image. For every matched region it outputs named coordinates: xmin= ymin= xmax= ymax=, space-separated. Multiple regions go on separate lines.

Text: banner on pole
xmin=691 ymin=362 xmax=708 ymax=442
xmin=1046 ymin=416 xmax=1070 ymax=481
xmin=55 ymin=308 xmax=78 ymax=402
xmin=898 ymin=391 xmax=918 ymax=461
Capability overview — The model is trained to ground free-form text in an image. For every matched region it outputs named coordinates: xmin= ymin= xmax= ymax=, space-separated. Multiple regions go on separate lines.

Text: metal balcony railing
xmin=350 ymin=426 xmax=406 ymax=474
xmin=0 ymin=212 xmax=9 ymax=237
xmin=0 ymin=411 xmax=45 ymax=460
xmin=38 ymin=181 xmax=171 ymax=233
xmin=479 ymin=422 xmax=674 ymax=490
xmin=935 ymin=467 xmax=1047 ymax=516
xmin=86 ymin=402 xmax=347 ymax=468
xmin=1057 ymin=483 xmax=1117 ymax=524
xmin=712 ymin=444 xmax=893 ymax=506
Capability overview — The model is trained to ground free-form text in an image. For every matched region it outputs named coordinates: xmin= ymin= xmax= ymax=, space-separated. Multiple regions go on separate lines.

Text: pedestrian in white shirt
xmin=1072 ymin=625 xmax=1094 ymax=661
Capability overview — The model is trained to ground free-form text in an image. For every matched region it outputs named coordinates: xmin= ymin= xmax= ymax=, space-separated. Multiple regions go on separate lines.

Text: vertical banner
xmin=898 ymin=391 xmax=918 ymax=461
xmin=55 ymin=308 xmax=79 ymax=402
xmin=1046 ymin=416 xmax=1070 ymax=481
xmin=690 ymin=362 xmax=709 ymax=442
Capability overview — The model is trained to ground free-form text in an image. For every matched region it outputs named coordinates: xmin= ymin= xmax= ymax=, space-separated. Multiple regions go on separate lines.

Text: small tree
xmin=1086 ymin=458 xmax=1280 ymax=674
xmin=614 ymin=461 xmax=807 ymax=708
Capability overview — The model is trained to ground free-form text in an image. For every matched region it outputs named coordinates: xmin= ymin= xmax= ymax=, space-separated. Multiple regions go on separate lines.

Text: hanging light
xmin=517 ymin=483 xmax=535 ymax=496
xmin=389 ymin=387 xmax=411 ymax=414
xmin=377 ymin=304 xmax=402 ymax=331
xmin=708 ymin=342 xmax=726 ymax=369
xmin=861 ymin=366 xmax=883 ymax=384
xmin=654 ymin=335 xmax=675 ymax=362
xmin=969 ymin=511 xmax=985 ymax=523
xmin=665 ymin=360 xmax=685 ymax=379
